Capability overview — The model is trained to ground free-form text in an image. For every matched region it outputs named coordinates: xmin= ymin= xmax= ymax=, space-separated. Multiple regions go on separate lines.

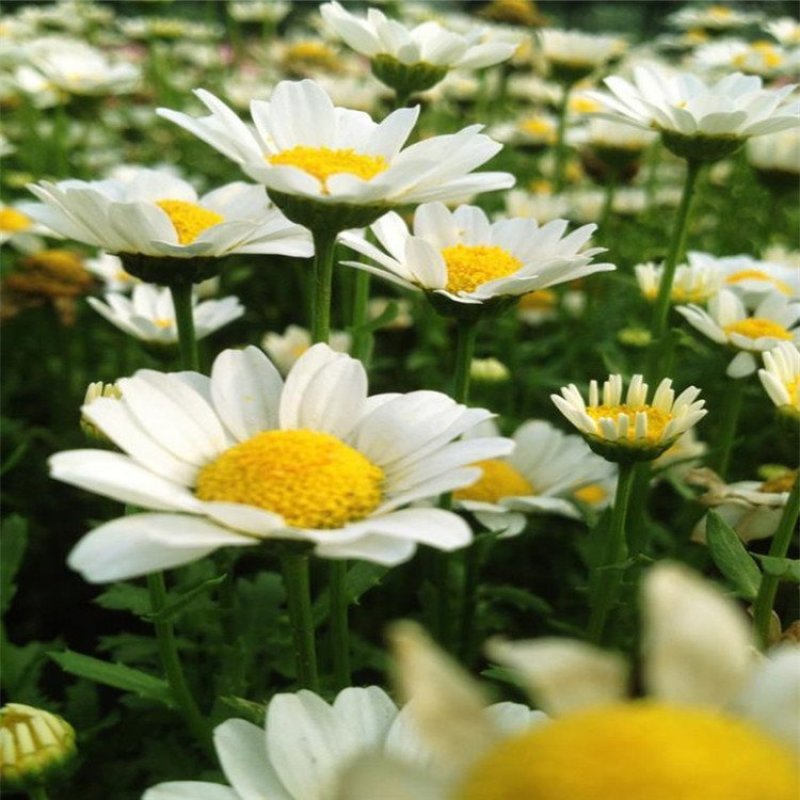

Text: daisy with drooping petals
xmin=539 ymin=29 xmax=626 ymax=85
xmin=338 ymin=564 xmax=800 ymax=800
xmin=51 ymin=344 xmax=513 ymax=582
xmin=157 ymin=80 xmax=514 ymax=230
xmin=339 ymin=202 xmax=614 ymax=315
xmin=635 ymin=259 xmax=723 ymax=305
xmin=588 ymin=66 xmax=800 ymax=162
xmin=145 ymin=685 xmax=542 ymax=800
xmin=676 ymin=289 xmax=800 ymax=378
xmin=759 ymin=341 xmax=800 ymax=421
xmin=551 ymin=373 xmax=707 ymax=463
xmin=454 ymin=419 xmax=617 ymax=536
xmin=87 ymin=284 xmax=244 ymax=346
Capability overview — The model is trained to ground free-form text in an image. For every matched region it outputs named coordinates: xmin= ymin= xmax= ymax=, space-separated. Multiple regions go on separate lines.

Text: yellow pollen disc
xmin=709 ymin=5 xmax=733 ymax=18
xmin=154 ymin=318 xmax=174 ymax=329
xmin=155 ymin=199 xmax=224 ymax=245
xmin=268 ymin=146 xmax=389 ymax=192
xmin=454 ymin=702 xmax=800 ymax=800
xmin=519 ymin=289 xmax=557 ymax=310
xmin=573 ymin=483 xmax=607 ymax=504
xmin=723 ymin=318 xmax=792 ymax=342
xmin=518 ymin=118 xmax=556 ymax=141
xmin=0 ymin=207 xmax=32 ymax=233
xmin=441 ymin=244 xmax=523 ymax=295
xmin=726 ymin=269 xmax=793 ymax=295
xmin=455 ymin=459 xmax=533 ymax=503
xmin=195 ymin=429 xmax=384 ymax=529
xmin=760 ymin=468 xmax=798 ymax=494
xmin=586 ymin=403 xmax=671 ymax=443
xmin=570 ymin=96 xmax=602 ymax=114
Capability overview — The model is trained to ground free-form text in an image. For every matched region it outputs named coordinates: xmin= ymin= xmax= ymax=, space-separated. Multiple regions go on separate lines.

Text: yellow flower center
xmin=709 ymin=5 xmax=733 ymax=19
xmin=725 ymin=269 xmax=792 ymax=295
xmin=455 ymin=459 xmax=533 ymax=503
xmin=284 ymin=41 xmax=340 ymax=69
xmin=519 ymin=289 xmax=557 ymax=310
xmin=760 ymin=468 xmax=798 ymax=494
xmin=195 ymin=429 xmax=384 ymax=529
xmin=573 ymin=483 xmax=607 ymax=505
xmin=518 ymin=117 xmax=556 ymax=142
xmin=0 ymin=207 xmax=32 ymax=233
xmin=441 ymin=244 xmax=523 ymax=295
xmin=586 ymin=404 xmax=671 ymax=443
xmin=570 ymin=96 xmax=602 ymax=115
xmin=454 ymin=702 xmax=799 ymax=800
xmin=723 ymin=318 xmax=792 ymax=342
xmin=155 ymin=199 xmax=224 ymax=245
xmin=268 ymin=146 xmax=389 ymax=193
xmin=154 ymin=318 xmax=174 ymax=329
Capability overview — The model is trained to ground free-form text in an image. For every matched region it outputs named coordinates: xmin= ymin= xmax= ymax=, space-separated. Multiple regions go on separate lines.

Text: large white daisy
xmin=339 ymin=564 xmax=800 ymax=800
xmin=339 ymin=202 xmax=613 ymax=308
xmin=156 ymin=80 xmax=513 ymax=214
xmin=144 ymin=685 xmax=541 ymax=800
xmin=52 ymin=344 xmax=512 ymax=582
xmin=26 ymin=170 xmax=312 ymax=260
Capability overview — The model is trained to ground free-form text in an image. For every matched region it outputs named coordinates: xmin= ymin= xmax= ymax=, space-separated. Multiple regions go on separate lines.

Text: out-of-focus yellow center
xmin=455 ymin=459 xmax=533 ymax=503
xmin=760 ymin=468 xmax=797 ymax=494
xmin=518 ymin=117 xmax=556 ymax=142
xmin=195 ymin=429 xmax=384 ymax=529
xmin=708 ymin=5 xmax=733 ymax=19
xmin=156 ymin=200 xmax=224 ymax=245
xmin=726 ymin=269 xmax=792 ymax=295
xmin=154 ymin=318 xmax=174 ymax=329
xmin=586 ymin=404 xmax=671 ymax=443
xmin=519 ymin=289 xmax=557 ymax=310
xmin=573 ymin=483 xmax=607 ymax=505
xmin=441 ymin=244 xmax=523 ymax=294
xmin=284 ymin=41 xmax=340 ymax=69
xmin=454 ymin=702 xmax=799 ymax=800
xmin=723 ymin=318 xmax=792 ymax=342
xmin=570 ymin=96 xmax=602 ymax=115
xmin=268 ymin=146 xmax=389 ymax=193
xmin=0 ymin=208 xmax=32 ymax=233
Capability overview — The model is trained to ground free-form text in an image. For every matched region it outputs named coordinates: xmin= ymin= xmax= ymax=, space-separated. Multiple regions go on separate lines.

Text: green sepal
xmin=370 ymin=54 xmax=449 ymax=99
xmin=268 ymin=190 xmax=391 ymax=234
xmin=660 ymin=130 xmax=744 ymax=163
xmin=118 ymin=253 xmax=222 ymax=286
xmin=428 ymin=292 xmax=517 ymax=323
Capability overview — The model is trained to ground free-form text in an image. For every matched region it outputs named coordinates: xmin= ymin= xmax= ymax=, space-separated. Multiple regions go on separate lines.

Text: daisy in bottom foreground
xmin=51 ymin=344 xmax=512 ymax=582
xmin=338 ymin=563 xmax=800 ymax=800
xmin=551 ymin=373 xmax=707 ymax=463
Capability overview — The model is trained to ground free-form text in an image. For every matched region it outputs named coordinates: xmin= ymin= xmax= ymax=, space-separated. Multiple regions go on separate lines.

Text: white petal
xmin=314 ymin=534 xmax=417 ymax=565
xmin=332 ymin=687 xmax=399 ymax=750
xmin=335 ymin=754 xmax=444 ymax=800
xmin=143 ymin=783 xmax=238 ymax=800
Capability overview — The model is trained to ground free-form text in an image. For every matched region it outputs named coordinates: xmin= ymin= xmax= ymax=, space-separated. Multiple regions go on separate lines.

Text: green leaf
xmin=753 ymin=555 xmax=800 ymax=583
xmin=706 ymin=511 xmax=762 ymax=600
xmin=94 ymin=584 xmax=152 ymax=617
xmin=49 ymin=650 xmax=173 ymax=706
xmin=0 ymin=515 xmax=28 ymax=615
xmin=143 ymin=574 xmax=227 ymax=624
xmin=313 ymin=562 xmax=389 ymax=627
xmin=481 ymin=585 xmax=553 ymax=616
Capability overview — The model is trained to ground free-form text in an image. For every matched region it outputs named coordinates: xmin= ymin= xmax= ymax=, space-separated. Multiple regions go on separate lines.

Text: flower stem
xmin=452 ymin=319 xmax=479 ymax=404
xmin=587 ymin=460 xmax=637 ymax=643
xmin=553 ymin=84 xmax=573 ymax=193
xmin=645 ymin=158 xmax=704 ymax=383
xmin=147 ymin=572 xmax=211 ymax=751
xmin=752 ymin=473 xmax=800 ymax=649
xmin=707 ymin=377 xmax=745 ymax=478
xmin=281 ymin=552 xmax=320 ymax=691
xmin=459 ymin=532 xmax=494 ymax=665
xmin=28 ymin=787 xmax=49 ymax=800
xmin=599 ymin=172 xmax=618 ymax=232
xmin=351 ymin=269 xmax=372 ymax=364
xmin=329 ymin=560 xmax=350 ymax=689
xmin=168 ymin=283 xmax=199 ymax=372
xmin=310 ymin=229 xmax=338 ymax=344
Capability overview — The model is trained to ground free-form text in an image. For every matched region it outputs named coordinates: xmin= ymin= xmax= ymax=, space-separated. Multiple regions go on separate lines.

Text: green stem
xmin=169 ymin=283 xmax=199 ymax=371
xmin=329 ymin=560 xmax=350 ymax=689
xmin=752 ymin=473 xmax=800 ymax=649
xmin=147 ymin=572 xmax=210 ymax=750
xmin=452 ymin=319 xmax=479 ymax=404
xmin=707 ymin=378 xmax=745 ymax=478
xmin=599 ymin=172 xmax=618 ymax=232
xmin=281 ymin=552 xmax=319 ymax=691
xmin=310 ymin=230 xmax=338 ymax=344
xmin=645 ymin=159 xmax=704 ymax=382
xmin=351 ymin=269 xmax=372 ymax=363
xmin=587 ymin=461 xmax=637 ymax=643
xmin=553 ymin=85 xmax=572 ymax=193
xmin=459 ymin=533 xmax=494 ymax=664
xmin=28 ymin=787 xmax=49 ymax=800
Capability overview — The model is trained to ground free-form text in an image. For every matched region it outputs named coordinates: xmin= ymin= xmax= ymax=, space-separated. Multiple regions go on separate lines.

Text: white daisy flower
xmin=588 ymin=65 xmax=800 ymax=162
xmin=339 ymin=203 xmax=613 ymax=313
xmin=551 ymin=373 xmax=707 ymax=462
xmin=676 ymin=289 xmax=800 ymax=378
xmin=693 ymin=39 xmax=796 ymax=79
xmin=668 ymin=4 xmax=764 ymax=33
xmin=156 ymin=80 xmax=513 ymax=226
xmin=339 ymin=564 xmax=800 ymax=800
xmin=634 ymin=259 xmax=724 ymax=305
xmin=145 ymin=685 xmax=541 ymax=800
xmin=765 ymin=17 xmax=800 ymax=47
xmin=228 ymin=0 xmax=290 ymax=24
xmin=689 ymin=467 xmax=797 ymax=544
xmin=0 ymin=202 xmax=58 ymax=254
xmin=84 ymin=251 xmax=139 ymax=293
xmin=26 ymin=170 xmax=312 ymax=261
xmin=51 ymin=344 xmax=513 ymax=582
xmin=503 ymin=189 xmax=571 ymax=225
xmin=262 ymin=324 xmax=352 ymax=375
xmin=747 ymin=127 xmax=800 ymax=177
xmin=539 ymin=29 xmax=626 ymax=84
xmin=87 ymin=284 xmax=244 ymax=345
xmin=651 ymin=428 xmax=708 ymax=481
xmin=454 ymin=419 xmax=617 ymax=536
xmin=759 ymin=341 xmax=800 ymax=420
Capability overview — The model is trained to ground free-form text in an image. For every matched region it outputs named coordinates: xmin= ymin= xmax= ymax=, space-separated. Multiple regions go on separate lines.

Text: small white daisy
xmin=262 ymin=324 xmax=351 ymax=375
xmin=635 ymin=259 xmax=724 ymax=305
xmin=759 ymin=341 xmax=800 ymax=420
xmin=539 ymin=29 xmax=626 ymax=84
xmin=676 ymin=289 xmax=800 ymax=377
xmin=52 ymin=344 xmax=513 ymax=582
